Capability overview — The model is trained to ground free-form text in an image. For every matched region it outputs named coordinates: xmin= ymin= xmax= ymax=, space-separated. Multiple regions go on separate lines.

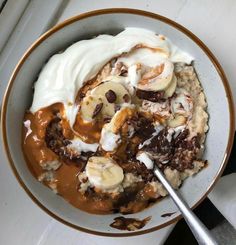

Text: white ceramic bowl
xmin=1 ymin=9 xmax=235 ymax=236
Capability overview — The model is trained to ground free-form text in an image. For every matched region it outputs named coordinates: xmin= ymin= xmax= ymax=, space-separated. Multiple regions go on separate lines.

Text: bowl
xmin=1 ymin=8 xmax=235 ymax=236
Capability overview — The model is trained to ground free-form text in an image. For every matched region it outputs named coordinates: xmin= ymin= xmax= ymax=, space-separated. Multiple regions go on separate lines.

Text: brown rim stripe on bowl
xmin=1 ymin=8 xmax=235 ymax=237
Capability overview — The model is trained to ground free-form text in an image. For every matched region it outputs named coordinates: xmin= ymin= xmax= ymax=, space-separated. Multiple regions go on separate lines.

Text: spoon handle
xmin=154 ymin=167 xmax=218 ymax=245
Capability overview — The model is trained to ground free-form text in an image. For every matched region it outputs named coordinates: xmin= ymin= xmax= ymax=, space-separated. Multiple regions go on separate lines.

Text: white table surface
xmin=0 ymin=1 xmax=235 ymax=244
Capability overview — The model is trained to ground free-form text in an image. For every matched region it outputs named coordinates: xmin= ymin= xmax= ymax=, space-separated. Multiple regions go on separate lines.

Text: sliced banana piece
xmin=80 ymin=94 xmax=115 ymax=122
xmin=86 ymin=156 xmax=124 ymax=190
xmin=99 ymin=104 xmax=135 ymax=151
xmin=91 ymin=81 xmax=130 ymax=104
xmin=80 ymin=95 xmax=104 ymax=122
xmin=80 ymin=81 xmax=130 ymax=121
xmin=137 ymin=60 xmax=174 ymax=91
xmin=104 ymin=75 xmax=135 ymax=96
xmin=164 ymin=75 xmax=177 ymax=98
xmin=106 ymin=104 xmax=136 ymax=134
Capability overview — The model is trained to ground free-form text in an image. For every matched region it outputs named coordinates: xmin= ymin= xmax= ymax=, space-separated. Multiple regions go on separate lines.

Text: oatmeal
xmin=22 ymin=28 xmax=208 ymax=214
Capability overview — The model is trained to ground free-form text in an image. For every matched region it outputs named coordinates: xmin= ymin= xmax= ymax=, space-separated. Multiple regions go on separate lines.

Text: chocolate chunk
xmin=110 ymin=216 xmax=151 ymax=231
xmin=145 ymin=128 xmax=174 ymax=161
xmin=123 ymin=94 xmax=130 ymax=102
xmin=174 ymin=129 xmax=189 ymax=146
xmin=141 ymin=127 xmax=201 ymax=171
xmin=120 ymin=69 xmax=128 ymax=76
xmin=171 ymin=130 xmax=201 ymax=171
xmin=132 ymin=116 xmax=155 ymax=140
xmin=45 ymin=116 xmax=93 ymax=168
xmin=105 ymin=90 xmax=117 ymax=103
xmin=161 ymin=212 xmax=176 ymax=217
xmin=136 ymin=89 xmax=165 ymax=102
xmin=103 ymin=116 xmax=112 ymax=123
xmin=92 ymin=103 xmax=103 ymax=118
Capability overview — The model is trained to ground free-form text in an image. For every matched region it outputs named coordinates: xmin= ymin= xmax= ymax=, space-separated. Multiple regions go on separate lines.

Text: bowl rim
xmin=1 ymin=8 xmax=235 ymax=237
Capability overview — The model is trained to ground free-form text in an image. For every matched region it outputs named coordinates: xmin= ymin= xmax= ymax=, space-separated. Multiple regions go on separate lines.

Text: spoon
xmin=139 ymin=153 xmax=218 ymax=245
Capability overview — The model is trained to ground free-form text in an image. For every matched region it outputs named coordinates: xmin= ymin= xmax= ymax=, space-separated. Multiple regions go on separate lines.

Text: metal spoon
xmin=154 ymin=165 xmax=218 ymax=245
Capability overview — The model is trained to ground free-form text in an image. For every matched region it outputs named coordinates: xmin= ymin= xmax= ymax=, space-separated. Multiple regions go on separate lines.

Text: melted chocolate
xmin=45 ymin=116 xmax=93 ymax=166
xmin=130 ymin=116 xmax=155 ymax=140
xmin=110 ymin=216 xmax=151 ymax=231
xmin=145 ymin=128 xmax=174 ymax=155
xmin=136 ymin=89 xmax=165 ymax=102
xmin=161 ymin=212 xmax=176 ymax=217
xmin=143 ymin=128 xmax=201 ymax=171
xmin=23 ymin=98 xmax=203 ymax=215
xmin=170 ymin=131 xmax=201 ymax=171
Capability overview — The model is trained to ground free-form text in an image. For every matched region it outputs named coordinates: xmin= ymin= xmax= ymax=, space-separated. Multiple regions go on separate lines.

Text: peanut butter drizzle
xmin=73 ymin=114 xmax=102 ymax=143
xmin=22 ymin=100 xmax=168 ymax=215
xmin=22 ymin=104 xmax=62 ymax=177
xmin=22 ymin=103 xmax=114 ymax=214
xmin=53 ymin=163 xmax=109 ymax=214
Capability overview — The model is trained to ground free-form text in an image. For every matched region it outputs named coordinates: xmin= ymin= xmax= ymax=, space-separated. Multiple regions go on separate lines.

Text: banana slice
xmin=137 ymin=60 xmax=174 ymax=91
xmin=99 ymin=105 xmax=135 ymax=151
xmin=80 ymin=95 xmax=105 ymax=122
xmin=86 ymin=156 xmax=124 ymax=190
xmin=164 ymin=75 xmax=177 ymax=98
xmin=106 ymin=104 xmax=135 ymax=134
xmin=103 ymin=75 xmax=135 ymax=95
xmin=80 ymin=95 xmax=103 ymax=121
xmin=80 ymin=81 xmax=130 ymax=121
xmin=91 ymin=81 xmax=130 ymax=104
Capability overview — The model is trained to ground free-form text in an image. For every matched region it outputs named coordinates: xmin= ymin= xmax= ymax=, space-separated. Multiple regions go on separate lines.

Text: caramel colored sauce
xmin=53 ymin=163 xmax=112 ymax=214
xmin=22 ymin=103 xmax=114 ymax=214
xmin=73 ymin=114 xmax=103 ymax=143
xmin=23 ymin=104 xmax=63 ymax=177
xmin=54 ymin=158 xmax=114 ymax=214
xmin=22 ymin=101 xmax=167 ymax=215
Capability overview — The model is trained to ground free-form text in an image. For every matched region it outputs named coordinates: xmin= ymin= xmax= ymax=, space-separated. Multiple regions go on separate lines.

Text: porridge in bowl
xmin=23 ymin=28 xmax=208 ymax=214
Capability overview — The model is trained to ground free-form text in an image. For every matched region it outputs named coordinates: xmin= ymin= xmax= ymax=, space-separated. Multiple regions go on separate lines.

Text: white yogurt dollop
xmin=67 ymin=138 xmax=98 ymax=153
xmin=30 ymin=28 xmax=193 ymax=126
xmin=100 ymin=127 xmax=121 ymax=152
